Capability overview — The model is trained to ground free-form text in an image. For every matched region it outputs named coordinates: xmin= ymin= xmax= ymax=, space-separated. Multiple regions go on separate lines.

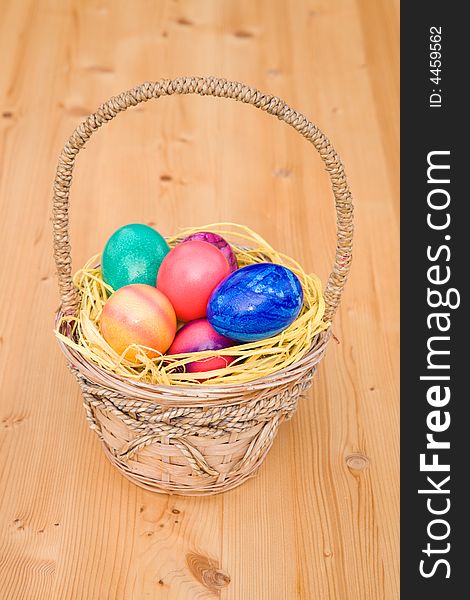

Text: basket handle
xmin=53 ymin=77 xmax=353 ymax=321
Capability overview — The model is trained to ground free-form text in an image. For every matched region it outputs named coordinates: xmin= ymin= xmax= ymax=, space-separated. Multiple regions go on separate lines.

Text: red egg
xmin=157 ymin=240 xmax=230 ymax=321
xmin=167 ymin=318 xmax=236 ymax=374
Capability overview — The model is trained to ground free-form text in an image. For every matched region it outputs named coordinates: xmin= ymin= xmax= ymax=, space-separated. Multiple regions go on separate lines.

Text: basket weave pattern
xmin=53 ymin=77 xmax=353 ymax=495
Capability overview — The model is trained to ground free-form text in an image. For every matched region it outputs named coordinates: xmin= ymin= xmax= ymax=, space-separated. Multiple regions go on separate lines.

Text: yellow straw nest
xmin=55 ymin=223 xmax=329 ymax=386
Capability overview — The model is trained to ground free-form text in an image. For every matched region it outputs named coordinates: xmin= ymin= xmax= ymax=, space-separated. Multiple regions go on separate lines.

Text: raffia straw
xmin=55 ymin=223 xmax=328 ymax=386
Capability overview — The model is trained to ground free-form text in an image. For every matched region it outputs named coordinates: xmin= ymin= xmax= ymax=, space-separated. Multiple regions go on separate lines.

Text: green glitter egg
xmin=102 ymin=224 xmax=170 ymax=291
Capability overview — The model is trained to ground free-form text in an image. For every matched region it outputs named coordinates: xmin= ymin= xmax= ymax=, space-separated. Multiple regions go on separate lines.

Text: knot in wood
xmin=346 ymin=453 xmax=369 ymax=472
xmin=186 ymin=552 xmax=231 ymax=591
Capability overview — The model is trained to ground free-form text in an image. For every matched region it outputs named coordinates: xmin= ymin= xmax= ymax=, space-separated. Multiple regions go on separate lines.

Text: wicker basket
xmin=53 ymin=77 xmax=353 ymax=496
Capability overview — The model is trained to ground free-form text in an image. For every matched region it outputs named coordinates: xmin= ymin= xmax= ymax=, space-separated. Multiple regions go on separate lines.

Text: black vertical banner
xmin=401 ymin=3 xmax=467 ymax=598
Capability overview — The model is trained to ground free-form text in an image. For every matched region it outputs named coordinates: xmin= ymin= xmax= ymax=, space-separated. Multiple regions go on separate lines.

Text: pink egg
xmin=182 ymin=231 xmax=238 ymax=272
xmin=167 ymin=318 xmax=236 ymax=375
xmin=157 ymin=241 xmax=231 ymax=321
xmin=100 ymin=284 xmax=176 ymax=363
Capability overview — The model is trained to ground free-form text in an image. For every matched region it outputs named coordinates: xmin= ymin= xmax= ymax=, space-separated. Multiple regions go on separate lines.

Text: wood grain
xmin=0 ymin=0 xmax=399 ymax=598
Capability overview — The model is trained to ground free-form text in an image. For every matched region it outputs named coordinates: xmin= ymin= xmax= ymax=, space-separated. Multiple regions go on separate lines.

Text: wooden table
xmin=0 ymin=1 xmax=399 ymax=598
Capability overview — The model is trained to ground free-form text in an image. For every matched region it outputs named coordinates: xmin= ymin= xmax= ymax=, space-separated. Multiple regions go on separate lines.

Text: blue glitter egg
xmin=207 ymin=263 xmax=304 ymax=342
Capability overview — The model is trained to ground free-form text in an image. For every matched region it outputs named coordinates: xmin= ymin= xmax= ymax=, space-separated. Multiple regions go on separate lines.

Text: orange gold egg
xmin=100 ymin=284 xmax=176 ymax=363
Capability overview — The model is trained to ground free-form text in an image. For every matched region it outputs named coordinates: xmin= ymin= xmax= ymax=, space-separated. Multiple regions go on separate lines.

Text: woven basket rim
xmin=57 ymin=307 xmax=330 ymax=406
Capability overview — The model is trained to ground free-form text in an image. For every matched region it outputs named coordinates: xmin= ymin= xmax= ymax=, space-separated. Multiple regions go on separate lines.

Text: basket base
xmin=64 ymin=333 xmax=330 ymax=496
xmin=101 ymin=439 xmax=274 ymax=496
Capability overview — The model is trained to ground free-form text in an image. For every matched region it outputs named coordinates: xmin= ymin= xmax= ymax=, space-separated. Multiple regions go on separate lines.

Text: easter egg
xmin=182 ymin=232 xmax=238 ymax=272
xmin=207 ymin=263 xmax=303 ymax=342
xmin=100 ymin=284 xmax=176 ymax=363
xmin=157 ymin=240 xmax=231 ymax=321
xmin=102 ymin=224 xmax=170 ymax=290
xmin=167 ymin=318 xmax=236 ymax=374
